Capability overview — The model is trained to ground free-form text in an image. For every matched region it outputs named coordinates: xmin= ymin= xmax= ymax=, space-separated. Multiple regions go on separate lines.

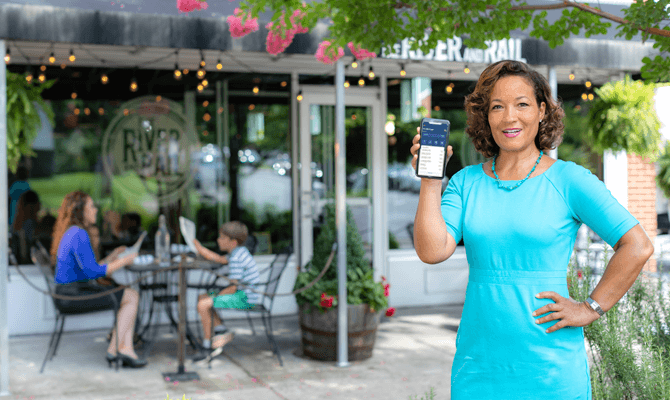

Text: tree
xmin=182 ymin=0 xmax=670 ymax=82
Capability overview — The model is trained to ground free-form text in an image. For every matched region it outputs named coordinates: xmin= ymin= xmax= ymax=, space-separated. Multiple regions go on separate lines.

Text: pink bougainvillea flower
xmin=316 ymin=41 xmax=344 ymax=65
xmin=265 ymin=9 xmax=309 ymax=55
xmin=227 ymin=8 xmax=259 ymax=38
xmin=577 ymin=270 xmax=583 ymax=279
xmin=384 ymin=283 xmax=390 ymax=297
xmin=385 ymin=307 xmax=396 ymax=317
xmin=177 ymin=0 xmax=208 ymax=13
xmin=347 ymin=42 xmax=377 ymax=61
xmin=381 ymin=275 xmax=387 ymax=281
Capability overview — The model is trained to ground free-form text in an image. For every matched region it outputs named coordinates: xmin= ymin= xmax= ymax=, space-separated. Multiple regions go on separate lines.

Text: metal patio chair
xmin=31 ymin=242 xmax=120 ymax=373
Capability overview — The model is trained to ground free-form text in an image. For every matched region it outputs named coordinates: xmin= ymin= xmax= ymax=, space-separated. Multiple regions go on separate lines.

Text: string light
xmin=25 ymin=69 xmax=33 ymax=83
xmin=40 ymin=65 xmax=46 ymax=72
xmin=74 ymin=108 xmax=80 ymax=115
xmin=248 ymin=104 xmax=255 ymax=111
xmin=400 ymin=64 xmax=406 ymax=77
xmin=174 ymin=64 xmax=182 ymax=80
xmin=60 ymin=64 xmax=66 ymax=69
xmin=585 ymin=80 xmax=592 ymax=88
xmin=202 ymin=79 xmax=209 ymax=87
xmin=581 ymin=93 xmax=588 ymax=101
xmin=197 ymin=67 xmax=206 ymax=79
xmin=4 ymin=47 xmax=9 ymax=64
xmin=569 ymin=71 xmax=575 ymax=81
xmin=368 ymin=66 xmax=375 ymax=79
xmin=216 ymin=59 xmax=222 ymax=70
xmin=38 ymin=73 xmax=46 ymax=83
xmin=130 ymin=78 xmax=138 ymax=92
xmin=84 ymin=107 xmax=91 ymax=116
xmin=203 ymin=101 xmax=209 ymax=107
xmin=48 ymin=52 xmax=55 ymax=64
xmin=71 ymin=92 xmax=77 ymax=99
xmin=98 ymin=107 xmax=105 ymax=115
xmin=156 ymin=96 xmax=162 ymax=102
xmin=197 ymin=84 xmax=204 ymax=92
xmin=464 ymin=65 xmax=470 ymax=74
xmin=344 ymin=80 xmax=350 ymax=88
xmin=446 ymin=86 xmax=453 ymax=94
xmin=253 ymin=86 xmax=259 ymax=94
xmin=69 ymin=49 xmax=75 ymax=63
xmin=297 ymin=90 xmax=303 ymax=102
xmin=358 ymin=75 xmax=365 ymax=87
xmin=351 ymin=59 xmax=358 ymax=69
xmin=588 ymin=93 xmax=594 ymax=101
xmin=101 ymin=73 xmax=109 ymax=84
xmin=183 ymin=68 xmax=189 ymax=75
xmin=280 ymin=81 xmax=287 ymax=87
xmin=203 ymin=113 xmax=211 ymax=122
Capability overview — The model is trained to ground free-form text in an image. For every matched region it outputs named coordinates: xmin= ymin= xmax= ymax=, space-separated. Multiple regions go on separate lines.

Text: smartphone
xmin=416 ymin=118 xmax=451 ymax=179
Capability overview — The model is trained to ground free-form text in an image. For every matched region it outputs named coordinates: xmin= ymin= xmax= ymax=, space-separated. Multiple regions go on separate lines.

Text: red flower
xmin=381 ymin=275 xmax=387 ymax=281
xmin=177 ymin=0 xmax=207 ymax=13
xmin=385 ymin=307 xmax=396 ymax=317
xmin=320 ymin=297 xmax=333 ymax=308
xmin=265 ymin=9 xmax=309 ymax=55
xmin=577 ymin=270 xmax=583 ymax=279
xmin=321 ymin=292 xmax=326 ymax=299
xmin=384 ymin=283 xmax=390 ymax=297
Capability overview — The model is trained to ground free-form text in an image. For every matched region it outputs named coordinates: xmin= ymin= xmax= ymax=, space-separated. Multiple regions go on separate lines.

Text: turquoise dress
xmin=441 ymin=159 xmax=639 ymax=399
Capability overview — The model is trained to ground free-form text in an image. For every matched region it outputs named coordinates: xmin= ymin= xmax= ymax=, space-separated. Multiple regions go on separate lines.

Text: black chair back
xmin=30 ymin=242 xmax=57 ymax=302
xmin=261 ymin=248 xmax=291 ymax=310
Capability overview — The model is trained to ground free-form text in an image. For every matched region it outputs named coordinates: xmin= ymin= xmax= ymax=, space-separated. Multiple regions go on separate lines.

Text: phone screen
xmin=417 ymin=119 xmax=450 ymax=178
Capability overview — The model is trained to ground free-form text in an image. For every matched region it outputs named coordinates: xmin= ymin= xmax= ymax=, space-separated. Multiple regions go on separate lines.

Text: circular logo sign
xmin=102 ymin=96 xmax=199 ymax=204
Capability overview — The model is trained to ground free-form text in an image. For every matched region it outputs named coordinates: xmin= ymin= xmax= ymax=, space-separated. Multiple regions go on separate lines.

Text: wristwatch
xmin=586 ymin=297 xmax=605 ymax=317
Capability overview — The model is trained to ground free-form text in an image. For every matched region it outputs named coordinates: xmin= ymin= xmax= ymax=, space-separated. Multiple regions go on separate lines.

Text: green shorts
xmin=209 ymin=290 xmax=254 ymax=310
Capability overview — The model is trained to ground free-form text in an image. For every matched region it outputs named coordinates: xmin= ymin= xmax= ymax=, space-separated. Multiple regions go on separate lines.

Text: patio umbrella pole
xmin=162 ymin=257 xmax=199 ymax=382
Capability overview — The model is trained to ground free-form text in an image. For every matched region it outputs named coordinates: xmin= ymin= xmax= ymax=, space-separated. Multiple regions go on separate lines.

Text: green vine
xmin=585 ymin=76 xmax=662 ymax=160
xmin=6 ymin=71 xmax=55 ymax=173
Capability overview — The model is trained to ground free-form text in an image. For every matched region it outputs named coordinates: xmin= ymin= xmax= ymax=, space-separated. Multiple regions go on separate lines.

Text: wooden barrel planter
xmin=299 ymin=303 xmax=381 ymax=362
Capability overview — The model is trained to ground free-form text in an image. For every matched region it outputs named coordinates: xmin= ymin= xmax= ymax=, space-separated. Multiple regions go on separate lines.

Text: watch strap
xmin=586 ymin=297 xmax=605 ymax=317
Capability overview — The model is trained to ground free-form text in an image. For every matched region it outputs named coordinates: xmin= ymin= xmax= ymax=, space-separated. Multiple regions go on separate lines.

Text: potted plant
xmin=293 ymin=203 xmax=392 ymax=361
xmin=656 ymin=141 xmax=670 ymax=216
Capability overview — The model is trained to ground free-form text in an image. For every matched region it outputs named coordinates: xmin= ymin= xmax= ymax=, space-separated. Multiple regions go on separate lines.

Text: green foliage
xmin=409 ymin=387 xmax=436 ymax=400
xmin=389 ymin=230 xmax=400 ymax=250
xmin=238 ymin=0 xmax=670 ymax=83
xmin=559 ymin=102 xmax=598 ymax=174
xmin=240 ymin=202 xmax=293 ymax=253
xmin=293 ymin=203 xmax=388 ymax=313
xmin=6 ymin=71 xmax=55 ymax=173
xmin=656 ymin=141 xmax=670 ymax=200
xmin=586 ymin=76 xmax=662 ymax=160
xmin=568 ymin=246 xmax=670 ymax=398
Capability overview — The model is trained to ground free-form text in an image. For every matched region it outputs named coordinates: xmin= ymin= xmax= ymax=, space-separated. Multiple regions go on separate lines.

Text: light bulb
xmin=280 ymin=81 xmax=287 ymax=87
xmin=156 ymin=96 xmax=162 ymax=102
xmin=202 ymin=79 xmax=209 ymax=87
xmin=203 ymin=101 xmax=209 ymax=107
xmin=40 ymin=65 xmax=46 ymax=72
xmin=344 ymin=80 xmax=350 ymax=88
xmin=253 ymin=86 xmax=259 ymax=94
xmin=74 ymin=108 xmax=80 ymax=115
xmin=400 ymin=64 xmax=406 ymax=77
xmin=174 ymin=64 xmax=182 ymax=80
xmin=25 ymin=72 xmax=33 ymax=83
xmin=581 ymin=93 xmax=588 ymax=100
xmin=197 ymin=68 xmax=206 ymax=79
xmin=84 ymin=107 xmax=91 ymax=116
xmin=569 ymin=72 xmax=575 ymax=81
xmin=197 ymin=84 xmax=204 ymax=92
xmin=101 ymin=74 xmax=109 ymax=84
xmin=464 ymin=65 xmax=470 ymax=74
xmin=71 ymin=92 xmax=77 ymax=99
xmin=297 ymin=91 xmax=303 ymax=102
xmin=48 ymin=52 xmax=55 ymax=64
xmin=588 ymin=93 xmax=594 ymax=101
xmin=585 ymin=80 xmax=592 ymax=88
xmin=446 ymin=86 xmax=453 ymax=93
xmin=130 ymin=79 xmax=138 ymax=92
xmin=216 ymin=59 xmax=222 ymax=70
xmin=183 ymin=68 xmax=189 ymax=75
xmin=200 ymin=59 xmax=206 ymax=68
xmin=38 ymin=73 xmax=46 ymax=82
xmin=4 ymin=48 xmax=10 ymax=64
xmin=98 ymin=107 xmax=105 ymax=115
xmin=351 ymin=60 xmax=358 ymax=69
xmin=69 ymin=49 xmax=75 ymax=63
xmin=368 ymin=67 xmax=375 ymax=79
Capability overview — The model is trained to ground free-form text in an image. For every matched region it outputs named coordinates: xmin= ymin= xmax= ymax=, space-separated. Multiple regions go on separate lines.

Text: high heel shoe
xmin=105 ymin=353 xmax=118 ymax=369
xmin=117 ymin=352 xmax=148 ymax=368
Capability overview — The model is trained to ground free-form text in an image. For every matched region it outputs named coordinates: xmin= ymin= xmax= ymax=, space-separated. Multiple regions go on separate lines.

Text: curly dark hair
xmin=464 ymin=60 xmax=565 ymax=158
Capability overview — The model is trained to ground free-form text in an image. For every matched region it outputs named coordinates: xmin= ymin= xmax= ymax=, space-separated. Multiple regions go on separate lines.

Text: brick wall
xmin=628 ymin=153 xmax=657 ymax=272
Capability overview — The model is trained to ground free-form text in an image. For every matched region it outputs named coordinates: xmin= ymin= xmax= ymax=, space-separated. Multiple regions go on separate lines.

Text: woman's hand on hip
xmin=410 ymin=126 xmax=453 ymax=171
xmin=533 ymin=291 xmax=601 ymax=333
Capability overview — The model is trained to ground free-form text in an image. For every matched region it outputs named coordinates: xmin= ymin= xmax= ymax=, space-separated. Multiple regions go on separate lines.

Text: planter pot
xmin=299 ymin=303 xmax=381 ymax=362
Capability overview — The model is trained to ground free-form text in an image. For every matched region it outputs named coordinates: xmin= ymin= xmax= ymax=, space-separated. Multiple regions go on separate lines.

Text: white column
xmin=375 ymin=74 xmax=389 ymax=283
xmin=604 ymin=150 xmax=628 ymax=210
xmin=291 ymin=72 xmax=301 ymax=266
xmin=335 ymin=60 xmax=349 ymax=367
xmin=547 ymin=66 xmax=558 ymax=160
xmin=0 ymin=39 xmax=11 ymax=397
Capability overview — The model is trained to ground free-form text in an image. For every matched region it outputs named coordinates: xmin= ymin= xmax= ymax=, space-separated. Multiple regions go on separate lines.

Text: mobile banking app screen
xmin=418 ymin=120 xmax=449 ymax=177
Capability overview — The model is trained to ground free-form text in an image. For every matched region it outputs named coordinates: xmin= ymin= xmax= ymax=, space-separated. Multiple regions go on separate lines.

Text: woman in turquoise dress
xmin=411 ymin=60 xmax=654 ymax=399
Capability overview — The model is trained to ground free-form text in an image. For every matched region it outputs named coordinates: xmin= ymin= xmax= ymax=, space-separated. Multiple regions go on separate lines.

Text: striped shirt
xmin=228 ymin=246 xmax=260 ymax=304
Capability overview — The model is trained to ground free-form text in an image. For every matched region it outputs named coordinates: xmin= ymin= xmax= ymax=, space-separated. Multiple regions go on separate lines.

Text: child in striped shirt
xmin=193 ymin=221 xmax=260 ymax=353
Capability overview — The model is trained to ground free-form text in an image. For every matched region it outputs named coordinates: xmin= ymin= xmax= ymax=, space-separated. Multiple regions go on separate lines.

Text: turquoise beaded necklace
xmin=491 ymin=150 xmax=543 ymax=191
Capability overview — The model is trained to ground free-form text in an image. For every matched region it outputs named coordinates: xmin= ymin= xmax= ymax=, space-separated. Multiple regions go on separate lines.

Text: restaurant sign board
xmin=102 ymin=96 xmax=199 ymax=204
xmin=381 ymin=36 xmax=526 ymax=64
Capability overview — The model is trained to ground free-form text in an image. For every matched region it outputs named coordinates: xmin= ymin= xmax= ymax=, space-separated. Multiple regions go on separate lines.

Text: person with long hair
xmin=11 ymin=190 xmax=41 ymax=264
xmin=411 ymin=60 xmax=654 ymax=398
xmin=50 ymin=191 xmax=146 ymax=368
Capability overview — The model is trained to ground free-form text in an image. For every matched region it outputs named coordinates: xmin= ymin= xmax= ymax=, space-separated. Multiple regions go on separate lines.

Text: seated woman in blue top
xmin=50 ymin=191 xmax=145 ymax=368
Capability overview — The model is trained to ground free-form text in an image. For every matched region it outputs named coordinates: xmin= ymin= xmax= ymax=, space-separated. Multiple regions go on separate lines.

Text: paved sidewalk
xmin=1 ymin=304 xmax=462 ymax=400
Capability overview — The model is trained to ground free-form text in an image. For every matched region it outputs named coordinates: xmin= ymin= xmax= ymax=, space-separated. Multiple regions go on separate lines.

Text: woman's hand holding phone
xmin=411 ymin=126 xmax=453 ymax=183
